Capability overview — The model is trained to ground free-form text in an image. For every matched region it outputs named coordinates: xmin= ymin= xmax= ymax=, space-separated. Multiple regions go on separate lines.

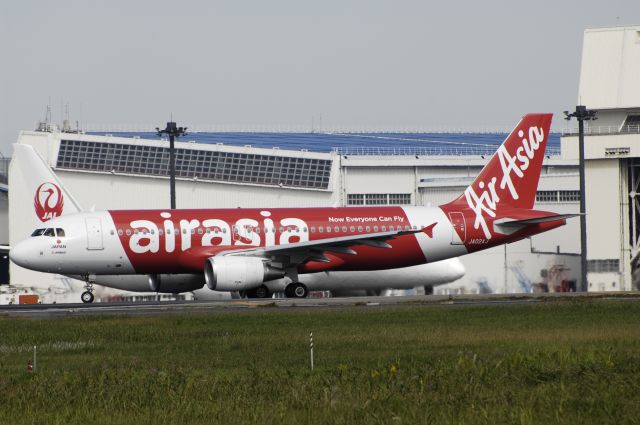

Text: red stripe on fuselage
xmin=108 ymin=207 xmax=427 ymax=274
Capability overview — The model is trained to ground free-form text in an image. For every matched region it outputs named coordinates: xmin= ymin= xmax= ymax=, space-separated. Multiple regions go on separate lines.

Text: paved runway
xmin=2 ymin=292 xmax=639 ymax=318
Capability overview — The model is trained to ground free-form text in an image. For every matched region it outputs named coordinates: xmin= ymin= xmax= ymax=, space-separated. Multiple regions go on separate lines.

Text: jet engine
xmin=147 ymin=273 xmax=205 ymax=293
xmin=204 ymin=256 xmax=285 ymax=291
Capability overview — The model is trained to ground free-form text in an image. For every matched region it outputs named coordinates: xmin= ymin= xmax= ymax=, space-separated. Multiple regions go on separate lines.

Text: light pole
xmin=156 ymin=122 xmax=187 ymax=210
xmin=564 ymin=106 xmax=597 ymax=292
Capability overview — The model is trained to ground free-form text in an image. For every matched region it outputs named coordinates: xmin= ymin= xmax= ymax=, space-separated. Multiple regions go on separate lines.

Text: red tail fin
xmin=447 ymin=113 xmax=553 ymax=211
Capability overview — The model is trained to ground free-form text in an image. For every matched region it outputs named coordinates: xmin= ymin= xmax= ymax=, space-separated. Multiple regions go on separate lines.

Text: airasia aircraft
xmin=10 ymin=113 xmax=574 ymax=303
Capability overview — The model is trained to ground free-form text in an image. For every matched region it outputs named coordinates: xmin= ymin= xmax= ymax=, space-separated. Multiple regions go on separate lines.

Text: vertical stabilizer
xmin=12 ymin=144 xmax=82 ymax=224
xmin=446 ymin=113 xmax=553 ymax=212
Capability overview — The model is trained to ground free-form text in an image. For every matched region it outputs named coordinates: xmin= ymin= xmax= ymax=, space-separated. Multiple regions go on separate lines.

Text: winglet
xmin=422 ymin=222 xmax=438 ymax=238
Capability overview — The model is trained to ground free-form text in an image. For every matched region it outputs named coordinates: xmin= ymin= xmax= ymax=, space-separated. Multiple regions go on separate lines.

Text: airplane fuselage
xmin=12 ymin=206 xmax=465 ymax=275
xmin=11 ymin=204 xmax=562 ymax=277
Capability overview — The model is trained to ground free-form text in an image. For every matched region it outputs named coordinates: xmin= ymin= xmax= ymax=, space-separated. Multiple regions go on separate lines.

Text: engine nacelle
xmin=204 ymin=256 xmax=285 ymax=292
xmin=147 ymin=274 xmax=205 ymax=293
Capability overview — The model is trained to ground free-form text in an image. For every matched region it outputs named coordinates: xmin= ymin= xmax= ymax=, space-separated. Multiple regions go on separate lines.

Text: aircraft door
xmin=448 ymin=212 xmax=466 ymax=245
xmin=86 ymin=217 xmax=104 ymax=250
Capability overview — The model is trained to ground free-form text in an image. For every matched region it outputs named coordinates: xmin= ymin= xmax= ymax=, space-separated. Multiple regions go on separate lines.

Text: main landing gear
xmin=245 ymin=285 xmax=272 ymax=299
xmin=81 ymin=274 xmax=95 ymax=303
xmin=284 ymin=282 xmax=309 ymax=298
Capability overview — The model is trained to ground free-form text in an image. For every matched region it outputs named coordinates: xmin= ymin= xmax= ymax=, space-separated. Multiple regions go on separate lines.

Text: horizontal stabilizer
xmin=495 ymin=214 xmax=581 ymax=227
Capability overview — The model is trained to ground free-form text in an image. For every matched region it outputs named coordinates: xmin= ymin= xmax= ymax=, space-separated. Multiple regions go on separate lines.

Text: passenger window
xmin=349 ymin=226 xmax=355 ymax=232
xmin=118 ymin=229 xmax=123 ymax=236
xmin=126 ymin=229 xmax=131 ymax=236
xmin=374 ymin=226 xmax=378 ymax=232
xmin=43 ymin=228 xmax=55 ymax=237
xmin=341 ymin=226 xmax=347 ymax=232
xmin=334 ymin=226 xmax=339 ymax=232
xmin=110 ymin=230 xmax=115 ymax=235
xmin=366 ymin=226 xmax=370 ymax=232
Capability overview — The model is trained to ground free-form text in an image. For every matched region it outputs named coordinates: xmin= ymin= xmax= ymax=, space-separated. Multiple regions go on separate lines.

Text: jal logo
xmin=34 ymin=182 xmax=64 ymax=222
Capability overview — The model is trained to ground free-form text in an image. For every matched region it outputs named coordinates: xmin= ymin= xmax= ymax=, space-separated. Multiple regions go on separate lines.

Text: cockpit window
xmin=31 ymin=228 xmax=46 ymax=237
xmin=56 ymin=228 xmax=66 ymax=237
xmin=43 ymin=228 xmax=56 ymax=237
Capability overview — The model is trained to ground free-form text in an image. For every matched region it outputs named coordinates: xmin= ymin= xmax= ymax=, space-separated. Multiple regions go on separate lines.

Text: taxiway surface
xmin=2 ymin=292 xmax=639 ymax=318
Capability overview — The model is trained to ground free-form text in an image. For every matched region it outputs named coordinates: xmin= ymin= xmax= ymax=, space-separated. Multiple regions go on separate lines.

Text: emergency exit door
xmin=86 ymin=217 xmax=104 ymax=250
xmin=448 ymin=212 xmax=466 ymax=245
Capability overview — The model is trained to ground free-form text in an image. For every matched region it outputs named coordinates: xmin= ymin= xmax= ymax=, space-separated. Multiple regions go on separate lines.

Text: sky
xmin=1 ymin=0 xmax=639 ymax=156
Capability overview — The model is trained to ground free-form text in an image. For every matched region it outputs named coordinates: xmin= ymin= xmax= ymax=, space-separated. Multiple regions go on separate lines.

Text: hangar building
xmin=561 ymin=25 xmax=640 ymax=291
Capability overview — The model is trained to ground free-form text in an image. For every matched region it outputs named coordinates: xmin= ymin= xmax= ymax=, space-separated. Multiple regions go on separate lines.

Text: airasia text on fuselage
xmin=123 ymin=210 xmax=312 ymax=254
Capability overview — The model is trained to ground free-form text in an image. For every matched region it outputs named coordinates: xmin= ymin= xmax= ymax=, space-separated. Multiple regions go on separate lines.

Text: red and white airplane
xmin=10 ymin=113 xmax=573 ymax=303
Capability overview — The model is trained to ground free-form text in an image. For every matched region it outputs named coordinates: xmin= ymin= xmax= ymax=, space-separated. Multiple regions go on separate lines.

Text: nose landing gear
xmin=81 ymin=291 xmax=94 ymax=303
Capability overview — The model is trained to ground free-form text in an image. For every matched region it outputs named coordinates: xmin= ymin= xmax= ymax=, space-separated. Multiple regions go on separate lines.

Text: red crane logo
xmin=34 ymin=182 xmax=64 ymax=222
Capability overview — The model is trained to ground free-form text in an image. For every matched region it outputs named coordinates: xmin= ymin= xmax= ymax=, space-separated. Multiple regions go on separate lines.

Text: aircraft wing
xmin=219 ymin=222 xmax=437 ymax=264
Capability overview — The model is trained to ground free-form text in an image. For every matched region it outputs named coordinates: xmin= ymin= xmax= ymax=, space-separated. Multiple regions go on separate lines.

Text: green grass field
xmin=1 ymin=300 xmax=639 ymax=424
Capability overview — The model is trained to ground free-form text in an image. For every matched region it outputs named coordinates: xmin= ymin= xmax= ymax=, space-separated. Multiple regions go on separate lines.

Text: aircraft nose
xmin=9 ymin=241 xmax=32 ymax=268
xmin=448 ymin=258 xmax=466 ymax=280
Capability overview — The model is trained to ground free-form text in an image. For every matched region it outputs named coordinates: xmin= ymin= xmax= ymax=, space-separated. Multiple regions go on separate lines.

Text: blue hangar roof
xmin=92 ymin=132 xmax=562 ymax=156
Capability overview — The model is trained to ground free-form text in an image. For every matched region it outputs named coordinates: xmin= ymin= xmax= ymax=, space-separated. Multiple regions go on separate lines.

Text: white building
xmin=561 ymin=25 xmax=640 ymax=291
xmin=9 ymin=128 xmax=580 ymax=297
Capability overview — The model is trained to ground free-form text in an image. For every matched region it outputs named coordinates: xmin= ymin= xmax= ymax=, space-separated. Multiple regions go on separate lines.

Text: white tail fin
xmin=12 ymin=144 xmax=82 ymax=223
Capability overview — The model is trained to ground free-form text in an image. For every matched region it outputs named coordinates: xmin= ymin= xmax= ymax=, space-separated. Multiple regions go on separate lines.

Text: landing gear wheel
xmin=81 ymin=274 xmax=96 ymax=304
xmin=254 ymin=285 xmax=271 ymax=299
xmin=284 ymin=285 xmax=294 ymax=298
xmin=81 ymin=291 xmax=94 ymax=303
xmin=285 ymin=282 xmax=308 ymax=298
